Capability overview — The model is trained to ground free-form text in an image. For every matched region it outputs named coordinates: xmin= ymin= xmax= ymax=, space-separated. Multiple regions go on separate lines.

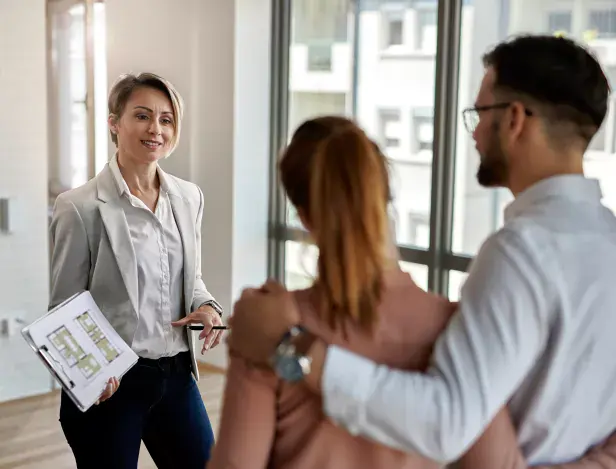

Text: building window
xmin=589 ymin=10 xmax=616 ymax=39
xmin=294 ymin=0 xmax=348 ymax=43
xmin=389 ymin=206 xmax=402 ymax=241
xmin=588 ymin=118 xmax=608 ymax=153
xmin=388 ymin=17 xmax=404 ymax=46
xmin=382 ymin=9 xmax=405 ymax=48
xmin=588 ymin=92 xmax=616 ymax=154
xmin=408 ymin=212 xmax=430 ymax=247
xmin=307 ymin=43 xmax=333 ymax=71
xmin=412 ymin=108 xmax=434 ymax=153
xmin=548 ymin=11 xmax=572 ymax=35
xmin=378 ymin=109 xmax=402 ymax=150
xmin=416 ymin=8 xmax=437 ymax=53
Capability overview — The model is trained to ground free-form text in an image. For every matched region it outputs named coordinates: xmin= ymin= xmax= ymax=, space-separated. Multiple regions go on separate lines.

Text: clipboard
xmin=22 ymin=291 xmax=139 ymax=412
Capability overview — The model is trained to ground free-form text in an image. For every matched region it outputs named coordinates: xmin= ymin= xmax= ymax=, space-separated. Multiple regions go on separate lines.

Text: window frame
xmin=268 ymin=0 xmax=470 ymax=297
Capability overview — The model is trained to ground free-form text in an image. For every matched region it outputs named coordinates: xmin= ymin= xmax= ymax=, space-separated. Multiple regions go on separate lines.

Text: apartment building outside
xmin=285 ymin=0 xmax=616 ymax=296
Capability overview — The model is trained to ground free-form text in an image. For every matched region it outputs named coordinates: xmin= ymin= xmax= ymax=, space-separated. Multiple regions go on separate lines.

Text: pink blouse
xmin=209 ymin=269 xmax=608 ymax=469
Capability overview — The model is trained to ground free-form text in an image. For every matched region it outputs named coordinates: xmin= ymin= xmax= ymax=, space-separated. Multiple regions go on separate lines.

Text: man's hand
xmin=171 ymin=305 xmax=224 ymax=353
xmin=227 ymin=279 xmax=301 ymax=367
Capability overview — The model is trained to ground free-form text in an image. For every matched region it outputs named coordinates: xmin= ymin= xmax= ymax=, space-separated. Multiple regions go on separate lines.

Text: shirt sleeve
xmin=322 ymin=229 xmax=553 ymax=463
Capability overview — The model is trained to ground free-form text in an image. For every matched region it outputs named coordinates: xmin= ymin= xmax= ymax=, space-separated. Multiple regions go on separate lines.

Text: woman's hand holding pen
xmin=171 ymin=305 xmax=225 ymax=354
xmin=97 ymin=306 xmax=223 ymax=405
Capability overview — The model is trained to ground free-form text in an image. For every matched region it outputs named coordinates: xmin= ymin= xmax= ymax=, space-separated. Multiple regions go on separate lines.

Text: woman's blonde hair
xmin=279 ymin=116 xmax=391 ymax=334
xmin=108 ymin=72 xmax=184 ymax=155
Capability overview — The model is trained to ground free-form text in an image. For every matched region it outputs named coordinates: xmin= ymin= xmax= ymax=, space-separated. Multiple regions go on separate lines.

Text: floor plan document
xmin=21 ymin=291 xmax=138 ymax=412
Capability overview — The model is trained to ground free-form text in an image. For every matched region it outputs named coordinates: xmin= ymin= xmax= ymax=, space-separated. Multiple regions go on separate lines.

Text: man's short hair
xmin=482 ymin=35 xmax=610 ymax=144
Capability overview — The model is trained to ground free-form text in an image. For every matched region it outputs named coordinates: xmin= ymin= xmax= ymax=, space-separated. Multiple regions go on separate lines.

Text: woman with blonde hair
xmin=50 ymin=72 xmax=223 ymax=468
xmin=210 ymin=115 xmax=616 ymax=469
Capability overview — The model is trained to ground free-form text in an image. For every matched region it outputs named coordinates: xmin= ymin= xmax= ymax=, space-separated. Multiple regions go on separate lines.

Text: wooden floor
xmin=0 ymin=367 xmax=226 ymax=469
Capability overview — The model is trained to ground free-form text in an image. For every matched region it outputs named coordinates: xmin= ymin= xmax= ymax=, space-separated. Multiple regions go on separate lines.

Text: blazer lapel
xmin=97 ymin=167 xmax=140 ymax=316
xmin=168 ymin=189 xmax=196 ymax=316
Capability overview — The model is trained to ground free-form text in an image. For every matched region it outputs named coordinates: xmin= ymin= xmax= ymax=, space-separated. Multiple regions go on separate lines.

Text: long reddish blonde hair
xmin=279 ymin=116 xmax=391 ymax=333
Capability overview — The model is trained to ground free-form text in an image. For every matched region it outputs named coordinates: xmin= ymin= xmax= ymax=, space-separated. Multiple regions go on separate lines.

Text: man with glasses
xmin=228 ymin=35 xmax=616 ymax=465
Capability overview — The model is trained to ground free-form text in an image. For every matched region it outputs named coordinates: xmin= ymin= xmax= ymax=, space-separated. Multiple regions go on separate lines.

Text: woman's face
xmin=110 ymin=86 xmax=176 ymax=165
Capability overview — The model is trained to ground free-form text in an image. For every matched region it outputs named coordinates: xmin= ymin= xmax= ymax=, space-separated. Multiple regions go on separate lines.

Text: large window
xmin=270 ymin=0 xmax=616 ymax=301
xmin=48 ymin=0 xmax=108 ymax=210
xmin=452 ymin=0 xmax=616 ymax=256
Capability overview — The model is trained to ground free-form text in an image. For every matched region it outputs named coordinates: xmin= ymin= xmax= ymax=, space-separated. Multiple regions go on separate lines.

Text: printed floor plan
xmin=48 ymin=326 xmax=101 ymax=379
xmin=75 ymin=311 xmax=120 ymax=364
xmin=46 ymin=310 xmax=122 ymax=381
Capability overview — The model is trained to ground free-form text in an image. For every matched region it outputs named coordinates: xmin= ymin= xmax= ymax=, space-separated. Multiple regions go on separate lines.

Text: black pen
xmin=188 ymin=325 xmax=230 ymax=331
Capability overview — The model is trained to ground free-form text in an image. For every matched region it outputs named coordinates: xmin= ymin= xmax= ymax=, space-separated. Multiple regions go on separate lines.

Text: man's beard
xmin=476 ymin=122 xmax=509 ymax=187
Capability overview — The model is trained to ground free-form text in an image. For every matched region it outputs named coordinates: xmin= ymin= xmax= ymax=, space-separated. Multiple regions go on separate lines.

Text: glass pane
xmin=71 ymin=102 xmax=88 ymax=188
xmin=48 ymin=3 xmax=89 ymax=199
xmin=69 ymin=4 xmax=88 ymax=188
xmin=285 ymin=242 xmax=430 ymax=294
xmin=356 ymin=0 xmax=439 ymax=249
xmin=453 ymin=0 xmax=616 ymax=255
xmin=94 ymin=2 xmax=109 ymax=175
xmin=448 ymin=270 xmax=468 ymax=302
xmin=69 ymin=5 xmax=86 ymax=102
xmin=285 ymin=241 xmax=318 ymax=290
xmin=286 ymin=0 xmax=353 ymax=226
xmin=399 ymin=261 xmax=429 ymax=291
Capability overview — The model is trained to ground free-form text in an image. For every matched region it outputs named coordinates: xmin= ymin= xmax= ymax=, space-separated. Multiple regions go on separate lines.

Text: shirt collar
xmin=504 ymin=174 xmax=603 ymax=222
xmin=109 ymin=153 xmax=173 ymax=197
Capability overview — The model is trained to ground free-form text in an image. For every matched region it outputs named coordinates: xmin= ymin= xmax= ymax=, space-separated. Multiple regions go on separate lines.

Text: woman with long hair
xmin=209 ymin=116 xmax=614 ymax=469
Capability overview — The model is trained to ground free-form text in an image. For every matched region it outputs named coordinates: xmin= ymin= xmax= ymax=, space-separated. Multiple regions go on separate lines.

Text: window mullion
xmin=427 ymin=0 xmax=461 ymax=294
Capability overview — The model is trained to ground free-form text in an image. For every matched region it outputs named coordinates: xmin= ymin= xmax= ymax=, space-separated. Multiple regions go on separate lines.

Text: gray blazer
xmin=49 ymin=164 xmax=218 ymax=380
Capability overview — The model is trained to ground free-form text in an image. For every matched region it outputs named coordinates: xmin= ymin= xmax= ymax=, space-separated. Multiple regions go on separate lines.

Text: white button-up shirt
xmin=109 ymin=156 xmax=189 ymax=359
xmin=322 ymin=175 xmax=616 ymax=465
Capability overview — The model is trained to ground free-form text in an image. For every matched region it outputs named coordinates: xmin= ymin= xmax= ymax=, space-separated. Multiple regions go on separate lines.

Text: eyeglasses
xmin=462 ymin=102 xmax=533 ymax=133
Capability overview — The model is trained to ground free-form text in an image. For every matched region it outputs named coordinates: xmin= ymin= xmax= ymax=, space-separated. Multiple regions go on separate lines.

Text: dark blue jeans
xmin=59 ymin=352 xmax=215 ymax=469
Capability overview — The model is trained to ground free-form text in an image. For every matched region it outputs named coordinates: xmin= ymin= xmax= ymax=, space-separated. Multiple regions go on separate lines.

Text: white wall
xmin=0 ymin=0 xmax=49 ymax=318
xmin=106 ymin=0 xmax=271 ymax=369
xmin=0 ymin=0 xmax=50 ymax=400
